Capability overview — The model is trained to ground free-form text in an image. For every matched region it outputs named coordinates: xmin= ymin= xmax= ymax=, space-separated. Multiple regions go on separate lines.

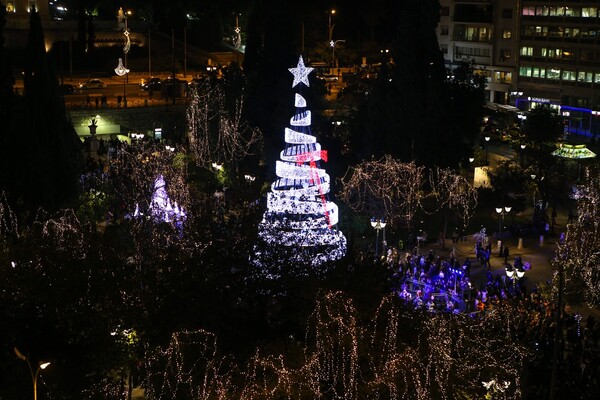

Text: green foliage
xmin=77 ymin=189 xmax=109 ymax=224
xmin=522 ymin=105 xmax=563 ymax=145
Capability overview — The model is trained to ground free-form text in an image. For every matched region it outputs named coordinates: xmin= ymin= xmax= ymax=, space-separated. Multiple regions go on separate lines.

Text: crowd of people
xmin=378 ymin=230 xmax=599 ymax=398
xmin=386 ymin=238 xmax=528 ymax=314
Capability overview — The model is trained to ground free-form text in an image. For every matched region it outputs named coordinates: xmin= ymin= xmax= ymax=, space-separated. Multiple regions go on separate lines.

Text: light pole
xmin=327 ymin=9 xmax=336 ymax=43
xmin=327 ymin=9 xmax=336 ymax=67
xmin=495 ymin=206 xmax=512 ymax=237
xmin=484 ymin=135 xmax=491 ymax=164
xmin=370 ymin=217 xmax=386 ymax=260
xmin=505 ymin=265 xmax=525 ymax=290
xmin=115 ymin=9 xmax=131 ymax=107
xmin=14 ymin=347 xmax=51 ymax=400
xmin=520 ymin=143 xmax=526 ymax=168
xmin=330 ymin=39 xmax=345 ymax=69
xmin=469 ymin=157 xmax=475 ymax=183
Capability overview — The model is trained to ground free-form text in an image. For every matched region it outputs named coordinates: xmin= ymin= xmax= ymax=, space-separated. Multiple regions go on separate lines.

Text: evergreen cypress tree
xmin=0 ymin=3 xmax=12 ymax=108
xmin=0 ymin=3 xmax=14 ymax=193
xmin=358 ymin=1 xmax=453 ymax=166
xmin=19 ymin=9 xmax=83 ymax=210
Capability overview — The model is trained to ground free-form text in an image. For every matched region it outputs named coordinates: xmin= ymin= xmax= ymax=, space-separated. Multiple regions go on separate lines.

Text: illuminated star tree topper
xmin=288 ymin=55 xmax=314 ymax=88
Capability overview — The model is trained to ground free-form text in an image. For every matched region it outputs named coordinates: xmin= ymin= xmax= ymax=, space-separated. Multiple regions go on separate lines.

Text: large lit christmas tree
xmin=254 ymin=56 xmax=347 ymax=268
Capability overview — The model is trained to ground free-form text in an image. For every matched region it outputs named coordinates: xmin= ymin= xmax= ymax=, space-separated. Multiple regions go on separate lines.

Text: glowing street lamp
xmin=505 ymin=264 xmax=525 ymax=289
xmin=327 ymin=9 xmax=336 ymax=43
xmin=370 ymin=217 xmax=387 ymax=259
xmin=520 ymin=143 xmax=526 ymax=167
xmin=330 ymin=39 xmax=346 ymax=69
xmin=484 ymin=135 xmax=491 ymax=164
xmin=14 ymin=347 xmax=51 ymax=400
xmin=468 ymin=157 xmax=475 ymax=182
xmin=495 ymin=206 xmax=512 ymax=237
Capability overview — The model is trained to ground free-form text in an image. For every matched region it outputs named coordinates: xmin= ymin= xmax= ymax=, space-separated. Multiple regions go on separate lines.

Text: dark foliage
xmin=3 ymin=10 xmax=84 ymax=213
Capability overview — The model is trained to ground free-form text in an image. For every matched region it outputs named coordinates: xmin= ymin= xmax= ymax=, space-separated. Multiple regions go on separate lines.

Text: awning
xmin=552 ymin=143 xmax=597 ymax=159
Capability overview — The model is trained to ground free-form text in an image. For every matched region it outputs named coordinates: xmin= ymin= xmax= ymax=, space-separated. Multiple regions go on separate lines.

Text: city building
xmin=519 ymin=0 xmax=600 ymax=136
xmin=438 ymin=0 xmax=600 ymax=137
xmin=437 ymin=0 xmax=519 ymax=105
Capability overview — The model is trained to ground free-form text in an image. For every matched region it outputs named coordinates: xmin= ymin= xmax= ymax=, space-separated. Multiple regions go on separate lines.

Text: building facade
xmin=519 ymin=0 xmax=600 ymax=135
xmin=437 ymin=0 xmax=519 ymax=104
xmin=438 ymin=0 xmax=600 ymax=136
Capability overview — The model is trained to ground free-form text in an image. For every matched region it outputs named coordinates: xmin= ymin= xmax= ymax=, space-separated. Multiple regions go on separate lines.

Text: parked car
xmin=79 ymin=78 xmax=106 ymax=89
xmin=140 ymin=77 xmax=162 ymax=91
xmin=162 ymin=77 xmax=186 ymax=98
xmin=59 ymin=84 xmax=76 ymax=95
xmin=318 ymin=74 xmax=339 ymax=82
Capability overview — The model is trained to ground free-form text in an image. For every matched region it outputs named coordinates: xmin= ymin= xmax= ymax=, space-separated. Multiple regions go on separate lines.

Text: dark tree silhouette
xmin=354 ymin=1 xmax=452 ymax=166
xmin=11 ymin=9 xmax=84 ymax=211
xmin=0 ymin=2 xmax=15 ymax=190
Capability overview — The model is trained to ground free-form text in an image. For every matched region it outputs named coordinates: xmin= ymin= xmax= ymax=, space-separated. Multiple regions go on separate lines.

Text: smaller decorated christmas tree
xmin=133 ymin=175 xmax=186 ymax=227
xmin=254 ymin=56 xmax=346 ymax=268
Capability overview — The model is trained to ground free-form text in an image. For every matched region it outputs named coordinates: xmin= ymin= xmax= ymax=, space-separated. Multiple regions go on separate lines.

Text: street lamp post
xmin=484 ymin=135 xmax=491 ymax=164
xmin=520 ymin=143 xmax=526 ymax=168
xmin=495 ymin=206 xmax=512 ymax=237
xmin=330 ymin=39 xmax=345 ymax=69
xmin=327 ymin=9 xmax=336 ymax=43
xmin=469 ymin=157 xmax=475 ymax=183
xmin=14 ymin=347 xmax=51 ymax=400
xmin=505 ymin=265 xmax=525 ymax=290
xmin=370 ymin=217 xmax=387 ymax=260
xmin=327 ymin=9 xmax=336 ymax=67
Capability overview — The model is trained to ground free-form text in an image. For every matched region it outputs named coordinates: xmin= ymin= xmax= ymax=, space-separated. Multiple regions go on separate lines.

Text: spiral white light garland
xmin=254 ymin=56 xmax=346 ymax=266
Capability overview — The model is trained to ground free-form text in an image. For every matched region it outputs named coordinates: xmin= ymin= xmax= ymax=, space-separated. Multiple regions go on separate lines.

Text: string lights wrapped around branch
xmin=187 ymin=81 xmax=262 ymax=167
xmin=340 ymin=156 xmax=425 ymax=229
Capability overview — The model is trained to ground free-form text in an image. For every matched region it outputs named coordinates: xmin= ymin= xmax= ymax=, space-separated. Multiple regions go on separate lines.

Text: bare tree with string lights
xmin=339 ymin=156 xmax=425 ymax=229
xmin=428 ymin=166 xmax=478 ymax=230
xmin=554 ymin=165 xmax=600 ymax=307
xmin=187 ymin=80 xmax=262 ymax=168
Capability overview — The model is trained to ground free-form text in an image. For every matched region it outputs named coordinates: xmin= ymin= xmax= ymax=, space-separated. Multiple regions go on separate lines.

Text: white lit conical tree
xmin=254 ymin=56 xmax=346 ymax=268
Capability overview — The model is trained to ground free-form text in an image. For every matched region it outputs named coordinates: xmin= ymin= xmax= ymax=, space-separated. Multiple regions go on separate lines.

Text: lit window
xmin=547 ymin=68 xmax=560 ymax=80
xmin=519 ymin=66 xmax=532 ymax=77
xmin=578 ymin=72 xmax=593 ymax=82
xmin=28 ymin=1 xmax=36 ymax=12
xmin=520 ymin=46 xmax=533 ymax=56
xmin=562 ymin=70 xmax=576 ymax=81
xmin=522 ymin=7 xmax=535 ymax=16
xmin=502 ymin=30 xmax=512 ymax=39
xmin=6 ymin=1 xmax=15 ymax=12
xmin=582 ymin=7 xmax=597 ymax=18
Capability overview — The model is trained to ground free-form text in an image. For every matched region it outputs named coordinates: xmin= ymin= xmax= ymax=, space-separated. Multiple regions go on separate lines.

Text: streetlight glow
xmin=370 ymin=218 xmax=387 ymax=260
xmin=495 ymin=206 xmax=511 ymax=237
xmin=14 ymin=347 xmax=51 ymax=400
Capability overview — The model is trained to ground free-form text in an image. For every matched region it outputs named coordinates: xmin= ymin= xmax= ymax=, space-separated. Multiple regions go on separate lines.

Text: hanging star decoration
xmin=289 ymin=55 xmax=314 ymax=88
xmin=123 ymin=29 xmax=131 ymax=54
xmin=233 ymin=26 xmax=241 ymax=50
